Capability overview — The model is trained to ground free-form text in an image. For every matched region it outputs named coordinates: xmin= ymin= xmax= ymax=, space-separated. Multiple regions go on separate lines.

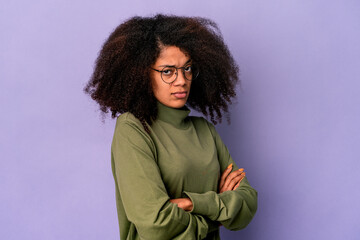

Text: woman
xmin=84 ymin=14 xmax=257 ymax=240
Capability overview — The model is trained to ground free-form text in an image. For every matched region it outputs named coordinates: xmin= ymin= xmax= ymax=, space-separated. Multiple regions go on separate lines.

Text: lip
xmin=172 ymin=91 xmax=188 ymax=99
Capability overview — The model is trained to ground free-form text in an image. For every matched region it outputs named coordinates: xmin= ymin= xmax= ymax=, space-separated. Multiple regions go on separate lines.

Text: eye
xmin=184 ymin=66 xmax=192 ymax=72
xmin=162 ymin=67 xmax=175 ymax=76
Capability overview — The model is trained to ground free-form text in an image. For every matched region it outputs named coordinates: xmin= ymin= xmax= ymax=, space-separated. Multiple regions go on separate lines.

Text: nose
xmin=172 ymin=69 xmax=186 ymax=86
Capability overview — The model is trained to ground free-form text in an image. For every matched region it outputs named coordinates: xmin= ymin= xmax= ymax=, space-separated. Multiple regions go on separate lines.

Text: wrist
xmin=185 ymin=198 xmax=193 ymax=211
xmin=179 ymin=198 xmax=193 ymax=211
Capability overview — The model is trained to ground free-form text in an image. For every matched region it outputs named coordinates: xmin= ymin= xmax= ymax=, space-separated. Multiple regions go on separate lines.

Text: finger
xmin=219 ymin=164 xmax=235 ymax=193
xmin=233 ymin=181 xmax=240 ymax=190
xmin=223 ymin=168 xmax=244 ymax=189
xmin=219 ymin=163 xmax=233 ymax=189
xmin=226 ymin=172 xmax=245 ymax=192
xmin=220 ymin=169 xmax=245 ymax=193
xmin=227 ymin=172 xmax=246 ymax=190
xmin=232 ymin=173 xmax=246 ymax=190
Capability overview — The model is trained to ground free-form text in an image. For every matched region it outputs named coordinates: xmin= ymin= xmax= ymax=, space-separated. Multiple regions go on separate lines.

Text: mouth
xmin=172 ymin=91 xmax=188 ymax=99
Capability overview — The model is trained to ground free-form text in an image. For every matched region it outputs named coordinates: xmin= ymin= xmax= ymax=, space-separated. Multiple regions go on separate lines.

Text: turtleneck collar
xmin=156 ymin=101 xmax=191 ymax=129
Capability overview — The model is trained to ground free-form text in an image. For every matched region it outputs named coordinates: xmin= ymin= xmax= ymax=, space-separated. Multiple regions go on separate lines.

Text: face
xmin=150 ymin=46 xmax=192 ymax=108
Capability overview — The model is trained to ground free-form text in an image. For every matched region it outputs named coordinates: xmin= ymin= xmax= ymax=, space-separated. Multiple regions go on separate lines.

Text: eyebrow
xmin=158 ymin=59 xmax=192 ymax=68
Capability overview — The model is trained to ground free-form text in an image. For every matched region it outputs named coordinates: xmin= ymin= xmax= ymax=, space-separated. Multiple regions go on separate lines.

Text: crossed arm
xmin=170 ymin=164 xmax=246 ymax=212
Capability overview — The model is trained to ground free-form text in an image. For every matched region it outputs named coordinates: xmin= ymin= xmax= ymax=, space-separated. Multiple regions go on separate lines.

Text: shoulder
xmin=112 ymin=113 xmax=157 ymax=162
xmin=115 ymin=112 xmax=149 ymax=132
xmin=189 ymin=115 xmax=209 ymax=125
xmin=113 ymin=112 xmax=153 ymax=145
xmin=116 ymin=111 xmax=140 ymax=124
xmin=189 ymin=116 xmax=217 ymax=135
xmin=189 ymin=115 xmax=215 ymax=128
xmin=116 ymin=112 xmax=142 ymax=127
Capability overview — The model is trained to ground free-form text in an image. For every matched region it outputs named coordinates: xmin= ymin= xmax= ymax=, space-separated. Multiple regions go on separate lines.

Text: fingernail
xmin=227 ymin=163 xmax=233 ymax=169
xmin=238 ymin=168 xmax=244 ymax=172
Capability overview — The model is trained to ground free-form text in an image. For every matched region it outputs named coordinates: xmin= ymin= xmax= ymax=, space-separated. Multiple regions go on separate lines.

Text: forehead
xmin=155 ymin=46 xmax=190 ymax=66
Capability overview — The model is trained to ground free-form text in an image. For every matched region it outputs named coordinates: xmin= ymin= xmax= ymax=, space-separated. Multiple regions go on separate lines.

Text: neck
xmin=156 ymin=102 xmax=191 ymax=129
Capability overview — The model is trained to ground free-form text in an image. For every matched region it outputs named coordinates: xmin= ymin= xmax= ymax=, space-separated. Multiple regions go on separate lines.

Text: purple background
xmin=1 ymin=0 xmax=359 ymax=239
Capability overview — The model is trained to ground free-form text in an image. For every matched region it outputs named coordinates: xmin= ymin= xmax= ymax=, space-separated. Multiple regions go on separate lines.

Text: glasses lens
xmin=184 ymin=65 xmax=199 ymax=81
xmin=161 ymin=67 xmax=176 ymax=83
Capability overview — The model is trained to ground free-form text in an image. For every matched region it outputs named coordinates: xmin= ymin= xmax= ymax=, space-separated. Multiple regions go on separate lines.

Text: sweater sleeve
xmin=111 ymin=117 xmax=213 ymax=240
xmin=183 ymin=121 xmax=258 ymax=231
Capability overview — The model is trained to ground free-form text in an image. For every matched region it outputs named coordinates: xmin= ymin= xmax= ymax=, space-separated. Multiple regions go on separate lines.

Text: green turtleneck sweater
xmin=111 ymin=102 xmax=257 ymax=240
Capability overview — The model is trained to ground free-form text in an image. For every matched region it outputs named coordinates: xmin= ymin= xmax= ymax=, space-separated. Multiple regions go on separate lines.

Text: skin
xmin=218 ymin=164 xmax=246 ymax=193
xmin=150 ymin=46 xmax=192 ymax=109
xmin=151 ymin=45 xmax=246 ymax=212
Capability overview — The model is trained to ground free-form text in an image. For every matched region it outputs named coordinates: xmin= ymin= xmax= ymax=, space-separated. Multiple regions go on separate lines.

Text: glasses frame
xmin=151 ymin=64 xmax=199 ymax=84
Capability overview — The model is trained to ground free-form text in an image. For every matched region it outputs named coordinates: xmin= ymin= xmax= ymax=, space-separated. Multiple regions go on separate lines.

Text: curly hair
xmin=84 ymin=14 xmax=239 ymax=130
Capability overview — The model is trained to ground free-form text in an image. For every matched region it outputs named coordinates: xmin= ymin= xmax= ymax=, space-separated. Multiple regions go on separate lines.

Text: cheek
xmin=152 ymin=86 xmax=161 ymax=100
xmin=153 ymin=83 xmax=169 ymax=100
xmin=151 ymin=81 xmax=158 ymax=95
xmin=150 ymin=72 xmax=159 ymax=93
xmin=151 ymin=75 xmax=167 ymax=100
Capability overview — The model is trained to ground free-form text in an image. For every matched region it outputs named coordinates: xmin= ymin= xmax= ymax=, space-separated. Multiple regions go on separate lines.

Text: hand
xmin=170 ymin=198 xmax=193 ymax=211
xmin=218 ymin=163 xmax=246 ymax=193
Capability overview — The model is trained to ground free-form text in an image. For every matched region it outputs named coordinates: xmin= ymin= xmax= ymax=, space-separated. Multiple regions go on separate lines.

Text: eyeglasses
xmin=151 ymin=64 xmax=199 ymax=84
